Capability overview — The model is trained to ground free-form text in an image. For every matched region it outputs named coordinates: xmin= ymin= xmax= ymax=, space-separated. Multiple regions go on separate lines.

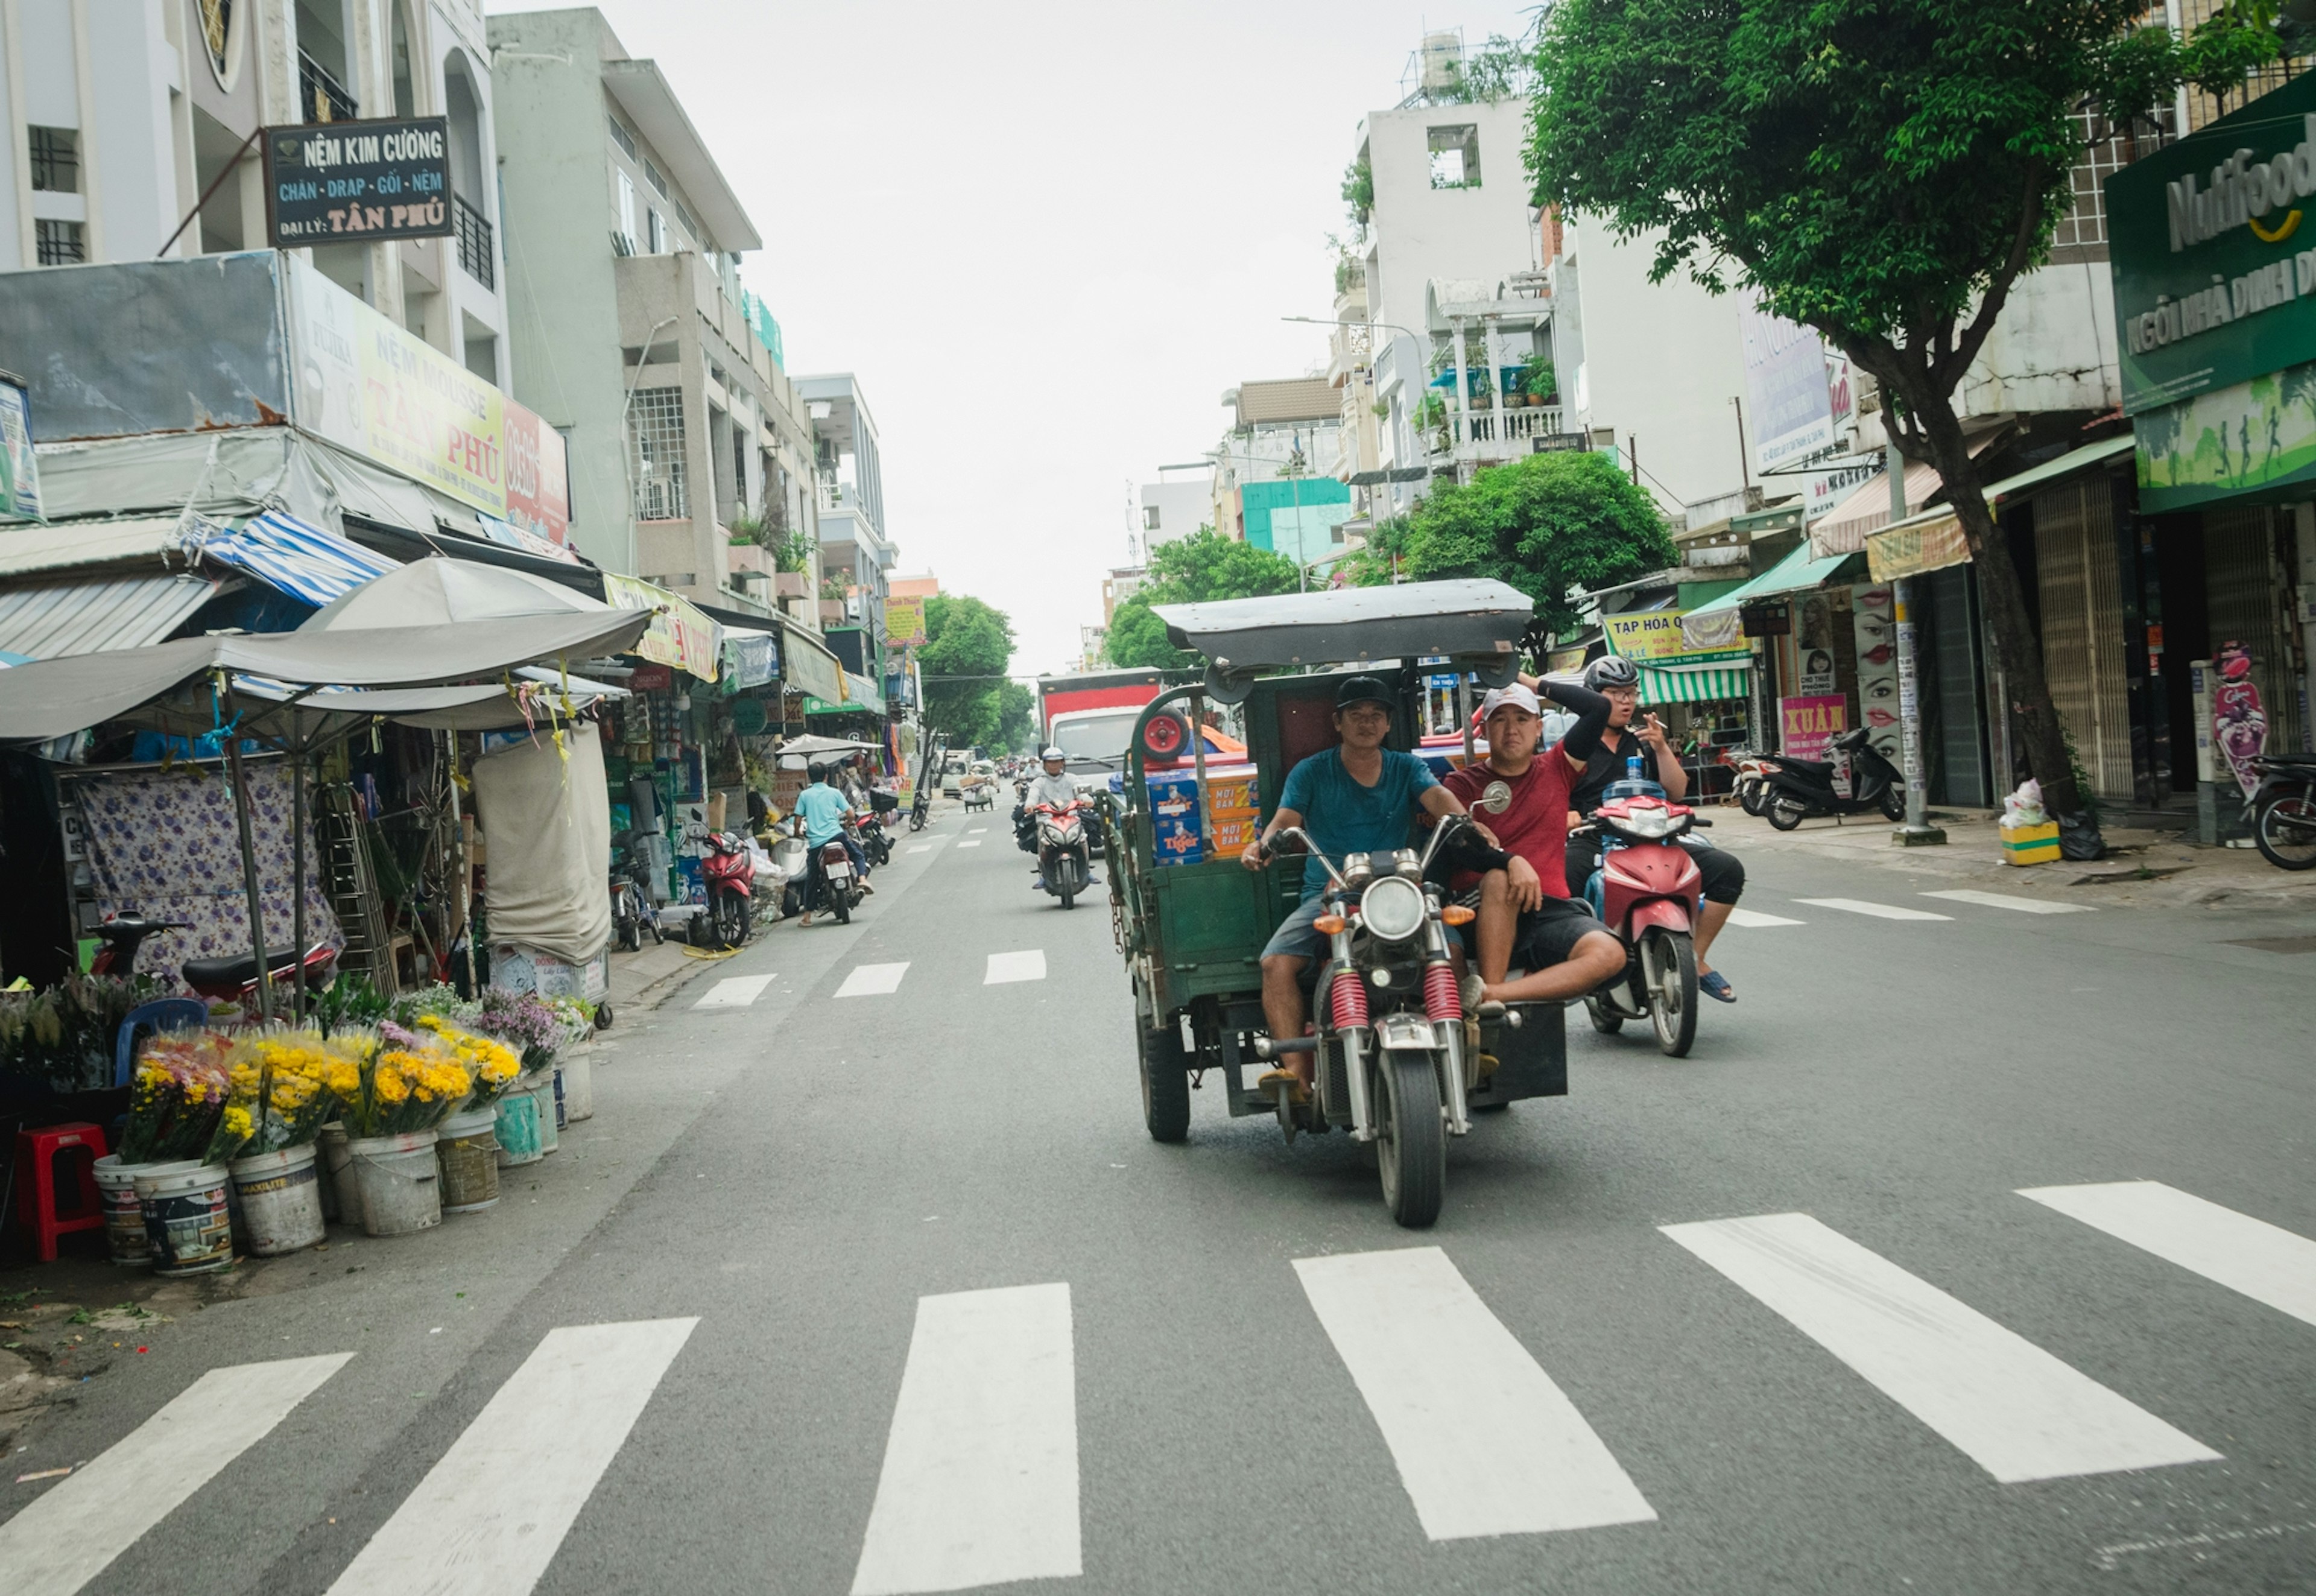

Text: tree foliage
xmin=1524 ymin=0 xmax=2267 ymax=833
xmin=1344 ymin=451 xmax=1675 ymax=649
xmin=1104 ymin=528 xmax=1302 ymax=670
xmin=918 ymin=594 xmax=1015 ymax=748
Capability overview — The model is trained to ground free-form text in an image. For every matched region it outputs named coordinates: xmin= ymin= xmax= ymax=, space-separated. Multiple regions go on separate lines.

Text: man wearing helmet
xmin=1563 ymin=654 xmax=1747 ymax=1001
xmin=1020 ymin=746 xmax=1083 ymax=887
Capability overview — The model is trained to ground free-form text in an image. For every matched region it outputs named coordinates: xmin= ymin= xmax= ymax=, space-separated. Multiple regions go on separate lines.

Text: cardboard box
xmin=1999 ymin=819 xmax=2060 ymax=866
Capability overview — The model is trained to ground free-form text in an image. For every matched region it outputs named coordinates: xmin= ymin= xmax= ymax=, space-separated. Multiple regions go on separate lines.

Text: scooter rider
xmin=1561 ymin=655 xmax=1747 ymax=1001
xmin=793 ymin=762 xmax=856 ymax=928
xmin=1020 ymin=746 xmax=1081 ymax=888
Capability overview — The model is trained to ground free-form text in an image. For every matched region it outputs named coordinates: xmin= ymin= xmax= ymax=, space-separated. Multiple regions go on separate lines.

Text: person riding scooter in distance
xmin=1558 ymin=656 xmax=1747 ymax=1002
xmin=794 ymin=762 xmax=870 ymax=927
xmin=1020 ymin=746 xmax=1084 ymax=890
xmin=1438 ymin=682 xmax=1628 ymax=1004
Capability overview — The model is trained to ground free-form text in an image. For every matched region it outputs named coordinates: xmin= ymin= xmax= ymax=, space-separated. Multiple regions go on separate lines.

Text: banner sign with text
xmin=265 ymin=118 xmax=453 ymax=246
xmin=1603 ymin=609 xmax=1748 ymax=665
xmin=603 ymin=573 xmax=721 ymax=683
xmin=884 ymin=594 xmax=926 ymax=647
xmin=0 ymin=373 xmax=39 ymax=522
xmin=1738 ymin=298 xmax=1838 ymax=473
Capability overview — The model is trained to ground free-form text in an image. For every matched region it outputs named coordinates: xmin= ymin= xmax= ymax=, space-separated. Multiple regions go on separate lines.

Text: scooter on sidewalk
xmin=1759 ymin=726 xmax=1905 ymax=829
xmin=698 ymin=831 xmax=755 ymax=949
xmin=1575 ymin=777 xmax=1709 ymax=1058
xmin=89 ymin=913 xmax=338 ymax=1015
xmin=856 ymin=806 xmax=894 ymax=868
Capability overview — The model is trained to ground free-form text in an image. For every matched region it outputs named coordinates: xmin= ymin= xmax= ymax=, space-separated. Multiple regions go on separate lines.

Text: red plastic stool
xmin=12 ymin=1123 xmax=109 ymax=1262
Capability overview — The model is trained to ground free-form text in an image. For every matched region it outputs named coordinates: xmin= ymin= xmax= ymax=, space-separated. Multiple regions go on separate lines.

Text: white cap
xmin=1479 ymin=683 xmax=1542 ymax=719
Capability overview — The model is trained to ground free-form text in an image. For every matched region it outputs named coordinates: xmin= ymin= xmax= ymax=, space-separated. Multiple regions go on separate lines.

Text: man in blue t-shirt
xmin=794 ymin=762 xmax=859 ymax=926
xmin=1238 ymin=675 xmax=1472 ymax=1100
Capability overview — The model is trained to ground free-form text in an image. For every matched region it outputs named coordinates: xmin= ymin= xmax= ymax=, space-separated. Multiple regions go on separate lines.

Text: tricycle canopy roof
xmin=1152 ymin=578 xmax=1532 ymax=671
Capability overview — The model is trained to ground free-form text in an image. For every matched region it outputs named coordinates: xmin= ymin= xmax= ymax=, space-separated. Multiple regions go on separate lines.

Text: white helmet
xmin=1041 ymin=746 xmax=1065 ymax=762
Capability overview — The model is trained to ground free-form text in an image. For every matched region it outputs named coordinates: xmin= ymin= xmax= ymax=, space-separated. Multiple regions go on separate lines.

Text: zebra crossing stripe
xmin=1921 ymin=889 xmax=2093 ymax=914
xmin=0 ymin=1352 xmax=352 ymax=1596
xmin=1661 ymin=1214 xmax=2218 ymax=1483
xmin=850 ymin=1284 xmax=1080 ymax=1595
xmin=956 ymin=840 xmax=982 ymax=849
xmin=1294 ymin=1247 xmax=1656 ymax=1539
xmin=984 ymin=950 xmax=1046 ymax=985
xmin=1725 ymin=907 xmax=1805 ymax=928
xmin=2019 ymin=1180 xmax=2316 ymax=1329
xmin=1791 ymin=898 xmax=1954 ymax=921
xmin=326 ymin=1318 xmax=698 ymax=1596
xmin=694 ymin=974 xmax=775 ymax=1009
xmin=835 ymin=963 xmax=911 ymax=998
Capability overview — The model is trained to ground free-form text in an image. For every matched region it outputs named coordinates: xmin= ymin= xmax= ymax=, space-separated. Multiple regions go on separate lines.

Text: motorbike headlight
xmin=1358 ymin=874 xmax=1427 ymax=943
xmin=1621 ymin=806 xmax=1675 ymax=839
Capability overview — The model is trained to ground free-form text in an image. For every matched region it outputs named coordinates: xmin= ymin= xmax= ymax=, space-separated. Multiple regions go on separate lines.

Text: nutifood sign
xmin=2106 ymin=73 xmax=2316 ymax=416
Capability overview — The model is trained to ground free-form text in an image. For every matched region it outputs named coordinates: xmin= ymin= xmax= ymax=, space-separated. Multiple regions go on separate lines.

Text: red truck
xmin=1037 ymin=668 xmax=1168 ymax=758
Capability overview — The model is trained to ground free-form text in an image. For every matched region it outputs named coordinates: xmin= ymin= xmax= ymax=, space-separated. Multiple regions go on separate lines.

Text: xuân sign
xmin=2106 ymin=72 xmax=2316 ymax=415
xmin=264 ymin=116 xmax=454 ymax=247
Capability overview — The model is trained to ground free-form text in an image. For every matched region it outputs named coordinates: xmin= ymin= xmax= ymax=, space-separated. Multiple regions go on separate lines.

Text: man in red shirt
xmin=1440 ymin=682 xmax=1626 ymax=1004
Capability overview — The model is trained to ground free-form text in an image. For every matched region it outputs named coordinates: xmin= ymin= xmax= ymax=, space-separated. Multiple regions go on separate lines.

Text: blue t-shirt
xmin=795 ymin=783 xmax=852 ymax=847
xmin=1276 ymin=747 xmax=1439 ymax=901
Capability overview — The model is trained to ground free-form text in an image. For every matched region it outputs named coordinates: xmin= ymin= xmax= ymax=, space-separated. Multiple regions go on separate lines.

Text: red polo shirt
xmin=1441 ymin=753 xmax=1577 ymax=897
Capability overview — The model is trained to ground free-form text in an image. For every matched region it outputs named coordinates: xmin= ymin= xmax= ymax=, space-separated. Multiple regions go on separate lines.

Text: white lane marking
xmin=1791 ymin=898 xmax=1954 ymax=922
xmin=694 ymin=974 xmax=776 ymax=1009
xmin=1293 ymin=1247 xmax=1655 ymax=1540
xmin=1661 ymin=1213 xmax=2217 ymax=1483
xmin=835 ymin=963 xmax=911 ymax=998
xmin=1922 ymin=889 xmax=2093 ymax=914
xmin=906 ymin=844 xmax=931 ymax=854
xmin=327 ymin=1319 xmax=697 ymax=1596
xmin=850 ymin=1284 xmax=1079 ymax=1595
xmin=2019 ymin=1181 xmax=2316 ymax=1329
xmin=956 ymin=840 xmax=982 ymax=849
xmin=967 ymin=828 xmax=989 ymax=834
xmin=0 ymin=1353 xmax=352 ymax=1596
xmin=985 ymin=950 xmax=1048 ymax=985
xmin=1725 ymin=907 xmax=1805 ymax=928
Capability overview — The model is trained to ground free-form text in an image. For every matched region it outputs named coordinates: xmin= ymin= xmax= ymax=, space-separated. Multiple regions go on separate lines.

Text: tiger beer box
xmin=1147 ymin=764 xmax=1259 ymax=867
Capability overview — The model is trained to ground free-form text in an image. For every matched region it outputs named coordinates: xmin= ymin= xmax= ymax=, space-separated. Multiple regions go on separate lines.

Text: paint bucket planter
xmin=494 ymin=1088 xmax=544 ymax=1168
xmin=558 ymin=1045 xmax=595 ymax=1123
xmin=227 ymin=1144 xmax=326 ymax=1256
xmin=135 ymin=1162 xmax=234 ymax=1275
xmin=437 ymin=1109 xmax=501 ymax=1213
xmin=318 ymin=1123 xmax=359 ymax=1224
xmin=347 ymin=1130 xmax=441 ymax=1237
xmin=526 ymin=1073 xmax=561 ymax=1156
xmin=92 ymin=1154 xmax=154 ymax=1267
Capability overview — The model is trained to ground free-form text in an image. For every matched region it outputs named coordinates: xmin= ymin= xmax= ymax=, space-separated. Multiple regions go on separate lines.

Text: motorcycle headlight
xmin=1621 ymin=806 xmax=1675 ymax=839
xmin=1358 ymin=874 xmax=1427 ymax=943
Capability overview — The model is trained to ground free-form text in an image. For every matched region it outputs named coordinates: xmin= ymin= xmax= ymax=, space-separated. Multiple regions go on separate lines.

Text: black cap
xmin=1335 ymin=674 xmax=1392 ymax=711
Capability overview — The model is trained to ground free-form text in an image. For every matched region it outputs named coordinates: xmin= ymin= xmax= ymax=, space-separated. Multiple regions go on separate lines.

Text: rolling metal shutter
xmin=2202 ymin=505 xmax=2304 ymax=759
xmin=2033 ymin=477 xmax=2136 ymax=803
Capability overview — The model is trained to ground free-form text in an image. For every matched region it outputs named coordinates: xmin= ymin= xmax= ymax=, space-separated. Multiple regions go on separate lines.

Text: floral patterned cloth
xmin=75 ymin=762 xmax=344 ymax=977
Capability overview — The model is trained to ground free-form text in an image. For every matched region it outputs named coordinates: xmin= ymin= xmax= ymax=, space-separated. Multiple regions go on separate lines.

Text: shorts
xmin=1510 ymin=896 xmax=1616 ymax=970
xmin=1261 ymin=896 xmax=1334 ymax=962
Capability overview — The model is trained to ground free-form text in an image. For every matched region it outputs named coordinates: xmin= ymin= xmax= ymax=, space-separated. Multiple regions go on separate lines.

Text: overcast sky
xmin=495 ymin=1 xmax=1537 ymax=676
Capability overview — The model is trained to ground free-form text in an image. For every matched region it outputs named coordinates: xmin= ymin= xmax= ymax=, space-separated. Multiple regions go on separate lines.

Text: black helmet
xmin=1583 ymin=655 xmax=1640 ymax=691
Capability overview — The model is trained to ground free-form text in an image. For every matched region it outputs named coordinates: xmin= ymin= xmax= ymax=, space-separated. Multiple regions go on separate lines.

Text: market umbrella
xmin=777 ymin=733 xmax=885 ymax=758
xmin=301 ymin=557 xmax=608 ymax=629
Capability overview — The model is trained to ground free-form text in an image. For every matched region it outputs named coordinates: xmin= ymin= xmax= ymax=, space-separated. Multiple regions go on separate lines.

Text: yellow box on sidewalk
xmin=1999 ymin=819 xmax=2060 ymax=866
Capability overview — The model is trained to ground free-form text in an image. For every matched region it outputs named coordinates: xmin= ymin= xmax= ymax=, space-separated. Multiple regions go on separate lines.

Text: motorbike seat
xmin=1773 ymin=756 xmax=1838 ymax=778
xmin=182 ymin=945 xmax=312 ymax=988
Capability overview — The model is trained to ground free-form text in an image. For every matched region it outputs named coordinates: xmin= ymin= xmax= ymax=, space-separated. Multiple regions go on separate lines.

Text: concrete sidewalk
xmin=1709 ymin=802 xmax=2316 ymax=911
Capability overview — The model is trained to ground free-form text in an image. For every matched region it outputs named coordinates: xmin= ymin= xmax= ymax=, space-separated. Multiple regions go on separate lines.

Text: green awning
xmin=1639 ymin=660 xmax=1749 ymax=705
xmin=1684 ymin=542 xmax=1865 ymax=622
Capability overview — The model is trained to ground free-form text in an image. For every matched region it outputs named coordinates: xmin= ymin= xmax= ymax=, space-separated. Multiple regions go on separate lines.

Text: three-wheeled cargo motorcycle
xmin=1101 ymin=579 xmax=1570 ymax=1228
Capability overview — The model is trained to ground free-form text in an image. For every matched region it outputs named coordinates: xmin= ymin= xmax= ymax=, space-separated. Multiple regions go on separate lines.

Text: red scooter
xmin=699 ymin=832 xmax=756 ymax=949
xmin=1574 ymin=788 xmax=1707 ymax=1058
xmin=89 ymin=913 xmax=338 ymax=1014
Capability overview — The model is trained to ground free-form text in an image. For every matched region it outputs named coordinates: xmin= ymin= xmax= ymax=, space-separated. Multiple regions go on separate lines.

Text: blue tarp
xmin=182 ymin=510 xmax=399 ymax=607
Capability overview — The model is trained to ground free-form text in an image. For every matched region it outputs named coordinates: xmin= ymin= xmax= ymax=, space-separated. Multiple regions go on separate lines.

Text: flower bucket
xmin=437 ymin=1108 xmax=501 ymax=1213
xmin=558 ymin=1045 xmax=594 ymax=1123
xmin=136 ymin=1162 xmax=233 ymax=1275
xmin=318 ymin=1123 xmax=359 ymax=1224
xmin=227 ymin=1144 xmax=326 ymax=1256
xmin=92 ymin=1154 xmax=154 ymax=1267
xmin=493 ymin=1089 xmax=543 ymax=1168
xmin=348 ymin=1130 xmax=441 ymax=1237
xmin=525 ymin=1073 xmax=560 ymax=1156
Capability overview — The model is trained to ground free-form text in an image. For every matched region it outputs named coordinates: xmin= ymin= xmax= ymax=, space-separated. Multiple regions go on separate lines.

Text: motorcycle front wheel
xmin=1767 ymin=797 xmax=1806 ymax=831
xmin=909 ymin=811 xmax=926 ymax=832
xmin=1642 ymin=928 xmax=1698 ymax=1058
xmin=2254 ymin=785 xmax=2316 ymax=870
xmin=1374 ymin=1051 xmax=1445 ymax=1229
xmin=1879 ymin=785 xmax=1907 ymax=822
xmin=715 ymin=890 xmax=751 ymax=948
xmin=1739 ymin=778 xmax=1768 ymax=817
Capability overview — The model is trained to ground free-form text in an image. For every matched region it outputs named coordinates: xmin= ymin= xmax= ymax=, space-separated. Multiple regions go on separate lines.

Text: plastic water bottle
xmin=1626 ymin=753 xmax=1644 ymax=782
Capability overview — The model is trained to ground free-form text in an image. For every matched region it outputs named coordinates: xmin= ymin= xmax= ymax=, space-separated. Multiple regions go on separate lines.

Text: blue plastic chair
xmin=113 ymin=999 xmax=210 ymax=1089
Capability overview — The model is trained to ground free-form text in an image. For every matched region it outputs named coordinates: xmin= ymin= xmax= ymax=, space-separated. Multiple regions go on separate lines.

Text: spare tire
xmin=1140 ymin=710 xmax=1194 ymax=761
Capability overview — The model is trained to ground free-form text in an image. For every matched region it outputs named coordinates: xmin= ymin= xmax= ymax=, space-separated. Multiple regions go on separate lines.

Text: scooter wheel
xmin=1739 ymin=781 xmax=1768 ymax=817
xmin=1767 ymin=798 xmax=1805 ymax=831
xmin=593 ymin=1002 xmax=615 ymax=1030
xmin=1879 ymin=786 xmax=1906 ymax=822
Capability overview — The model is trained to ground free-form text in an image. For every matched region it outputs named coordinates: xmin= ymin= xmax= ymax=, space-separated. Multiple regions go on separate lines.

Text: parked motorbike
xmin=90 ymin=913 xmax=338 ymax=1013
xmin=2250 ymin=753 xmax=2316 ymax=870
xmin=1574 ymin=782 xmax=1709 ymax=1058
xmin=609 ymin=829 xmax=664 ymax=952
xmin=1030 ymin=799 xmax=1094 ymax=908
xmin=770 ymin=829 xmax=811 ymax=919
xmin=1727 ymin=747 xmax=1773 ymax=816
xmin=1759 ymin=727 xmax=1905 ymax=829
xmin=699 ymin=831 xmax=755 ymax=948
xmin=857 ymin=809 xmax=894 ymax=868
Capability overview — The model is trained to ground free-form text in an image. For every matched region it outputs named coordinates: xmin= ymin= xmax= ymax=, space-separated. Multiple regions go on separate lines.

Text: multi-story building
xmin=486 ymin=7 xmax=818 ymax=609
xmin=1 ymin=0 xmax=510 ymax=376
xmin=798 ymin=373 xmax=897 ymax=688
xmin=1213 ymin=380 xmax=1350 ymax=571
xmin=1137 ymin=474 xmax=1209 ymax=554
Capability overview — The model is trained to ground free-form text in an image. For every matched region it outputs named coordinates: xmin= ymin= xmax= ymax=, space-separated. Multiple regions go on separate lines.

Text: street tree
xmin=1527 ymin=0 xmax=2281 ymax=846
xmin=1347 ymin=450 xmax=1677 ymax=650
xmin=1104 ymin=528 xmax=1302 ymax=670
xmin=919 ymin=593 xmax=1015 ymax=749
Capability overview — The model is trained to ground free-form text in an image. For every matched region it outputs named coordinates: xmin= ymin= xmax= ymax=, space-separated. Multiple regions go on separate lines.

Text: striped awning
xmin=1639 ymin=660 xmax=1749 ymax=705
xmin=180 ymin=510 xmax=399 ymax=607
xmin=0 ymin=572 xmax=217 ymax=659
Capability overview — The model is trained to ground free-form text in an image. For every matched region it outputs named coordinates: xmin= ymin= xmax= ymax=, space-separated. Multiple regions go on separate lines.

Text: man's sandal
xmin=1699 ymin=971 xmax=1736 ymax=1003
xmin=1256 ymin=1068 xmax=1312 ymax=1106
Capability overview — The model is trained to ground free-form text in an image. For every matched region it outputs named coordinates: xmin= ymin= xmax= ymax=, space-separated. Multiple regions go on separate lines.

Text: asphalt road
xmin=4 ymin=805 xmax=2315 ymax=1596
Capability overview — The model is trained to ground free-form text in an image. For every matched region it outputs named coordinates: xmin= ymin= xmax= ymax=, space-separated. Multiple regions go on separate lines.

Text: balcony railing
xmin=298 ymin=51 xmax=358 ymax=125
xmin=453 ymin=194 xmax=494 ymax=289
xmin=1428 ymin=404 xmax=1567 ymax=458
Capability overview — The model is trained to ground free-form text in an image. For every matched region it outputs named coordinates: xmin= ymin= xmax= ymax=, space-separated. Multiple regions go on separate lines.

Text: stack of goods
xmin=1147 ymin=765 xmax=1260 ymax=867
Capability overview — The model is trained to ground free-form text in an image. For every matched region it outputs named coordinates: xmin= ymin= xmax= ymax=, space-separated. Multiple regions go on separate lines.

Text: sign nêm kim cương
xmin=265 ymin=118 xmax=454 ymax=246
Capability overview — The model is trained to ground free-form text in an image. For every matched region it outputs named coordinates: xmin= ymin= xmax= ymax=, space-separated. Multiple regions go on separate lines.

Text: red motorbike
xmin=1574 ymin=790 xmax=1707 ymax=1057
xmin=89 ymin=913 xmax=338 ymax=1014
xmin=699 ymin=832 xmax=755 ymax=949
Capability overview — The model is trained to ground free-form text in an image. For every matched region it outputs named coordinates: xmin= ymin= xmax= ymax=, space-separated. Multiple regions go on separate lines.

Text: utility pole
xmin=1887 ymin=444 xmax=1945 ymax=846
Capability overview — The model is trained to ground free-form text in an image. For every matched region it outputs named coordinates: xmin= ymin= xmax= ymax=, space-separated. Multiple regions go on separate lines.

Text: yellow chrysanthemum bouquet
xmin=334 ymin=1022 xmax=474 ymax=1137
xmin=413 ymin=1015 xmax=524 ymax=1108
xmin=117 ymin=1028 xmax=236 ymax=1164
xmin=201 ymin=1027 xmax=347 ymax=1163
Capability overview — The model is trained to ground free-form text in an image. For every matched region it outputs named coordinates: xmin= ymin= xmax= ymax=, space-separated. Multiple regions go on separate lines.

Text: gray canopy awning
xmin=1152 ymin=578 xmax=1533 ymax=670
xmin=0 ymin=610 xmax=651 ymax=743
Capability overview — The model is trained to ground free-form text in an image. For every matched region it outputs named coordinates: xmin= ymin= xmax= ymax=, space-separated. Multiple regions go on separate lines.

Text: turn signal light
xmin=1314 ymin=914 xmax=1346 ymax=934
xmin=1440 ymin=905 xmax=1475 ymax=925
